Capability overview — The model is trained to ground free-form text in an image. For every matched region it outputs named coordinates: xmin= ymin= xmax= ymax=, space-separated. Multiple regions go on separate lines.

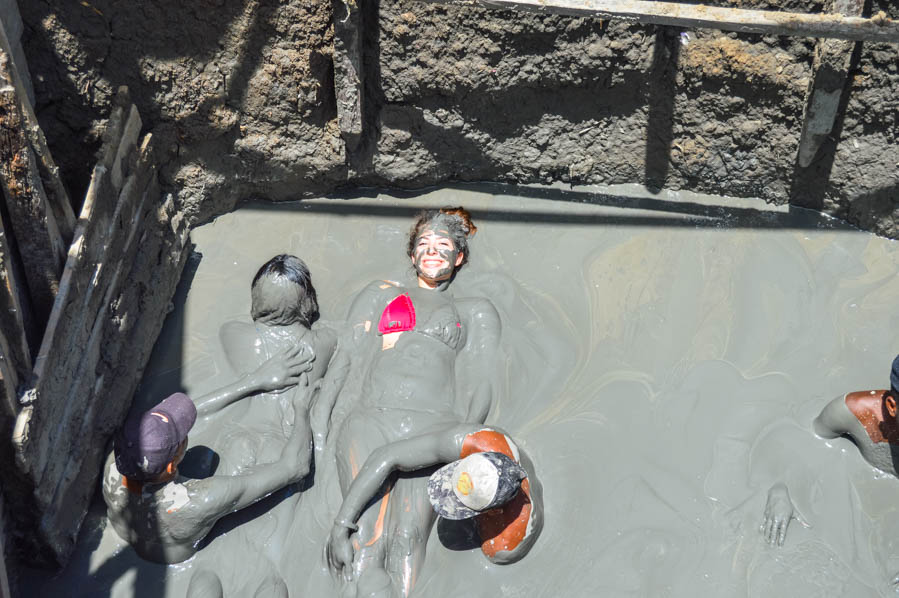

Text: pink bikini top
xmin=378 ymin=293 xmax=416 ymax=333
xmin=377 ymin=293 xmax=464 ymax=350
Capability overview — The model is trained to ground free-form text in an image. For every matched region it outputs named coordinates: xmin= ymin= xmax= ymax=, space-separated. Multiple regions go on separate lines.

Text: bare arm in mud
xmin=193 ymin=344 xmax=314 ymax=418
xmin=455 ymin=298 xmax=502 ymax=422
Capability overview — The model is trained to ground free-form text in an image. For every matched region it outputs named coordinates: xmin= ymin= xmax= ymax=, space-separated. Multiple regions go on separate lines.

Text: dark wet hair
xmin=407 ymin=207 xmax=477 ymax=268
xmin=250 ymin=254 xmax=319 ymax=327
xmin=891 ymin=354 xmax=899 ymax=395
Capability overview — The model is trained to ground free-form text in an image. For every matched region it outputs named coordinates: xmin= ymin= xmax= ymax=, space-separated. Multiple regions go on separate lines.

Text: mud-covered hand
xmin=761 ymin=482 xmax=793 ymax=547
xmin=326 ymin=523 xmax=356 ymax=582
xmin=252 ymin=345 xmax=315 ymax=393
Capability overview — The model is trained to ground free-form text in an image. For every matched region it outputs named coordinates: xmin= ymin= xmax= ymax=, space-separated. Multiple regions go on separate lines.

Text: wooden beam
xmin=423 ymin=0 xmax=899 ymax=42
xmin=0 ymin=25 xmax=75 ymax=243
xmin=0 ymin=54 xmax=66 ymax=326
xmin=0 ymin=209 xmax=30 ymax=390
xmin=31 ymin=133 xmax=153 ymax=492
xmin=332 ymin=0 xmax=364 ymax=149
xmin=797 ymin=0 xmax=864 ymax=168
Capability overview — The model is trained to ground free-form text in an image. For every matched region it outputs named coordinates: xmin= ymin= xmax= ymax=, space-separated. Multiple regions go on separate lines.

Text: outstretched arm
xmin=456 ymin=298 xmax=501 ymax=423
xmin=194 ymin=344 xmax=313 ymax=418
xmin=200 ymin=393 xmax=313 ymax=523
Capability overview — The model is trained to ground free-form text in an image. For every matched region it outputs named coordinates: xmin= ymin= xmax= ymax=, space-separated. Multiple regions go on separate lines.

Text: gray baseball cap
xmin=427 ymin=452 xmax=526 ymax=520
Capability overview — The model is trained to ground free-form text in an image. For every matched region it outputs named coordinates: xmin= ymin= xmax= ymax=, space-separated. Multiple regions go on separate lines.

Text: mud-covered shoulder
xmin=347 ymin=279 xmax=405 ymax=323
xmin=456 ymin=296 xmax=501 ymax=330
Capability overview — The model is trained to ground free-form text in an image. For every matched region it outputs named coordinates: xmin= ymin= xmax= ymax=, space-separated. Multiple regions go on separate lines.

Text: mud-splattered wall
xmin=18 ymin=0 xmax=899 ymax=236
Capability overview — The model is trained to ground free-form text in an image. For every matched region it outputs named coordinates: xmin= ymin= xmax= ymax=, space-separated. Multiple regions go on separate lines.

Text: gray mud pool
xmin=24 ymin=185 xmax=899 ymax=597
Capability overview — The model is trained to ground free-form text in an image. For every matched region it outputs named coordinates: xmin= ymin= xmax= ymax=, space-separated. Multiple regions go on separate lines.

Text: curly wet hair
xmin=406 ymin=207 xmax=478 ymax=268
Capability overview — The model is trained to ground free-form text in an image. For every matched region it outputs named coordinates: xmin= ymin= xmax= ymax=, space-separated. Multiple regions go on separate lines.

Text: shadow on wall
xmin=21 ymin=0 xmax=338 ymax=205
xmin=309 ymin=182 xmax=845 ymax=231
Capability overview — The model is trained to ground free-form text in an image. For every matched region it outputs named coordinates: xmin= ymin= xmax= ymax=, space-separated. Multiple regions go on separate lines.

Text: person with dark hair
xmin=250 ymin=254 xmax=320 ymax=328
xmin=759 ymin=355 xmax=899 ymax=548
xmin=101 ymin=390 xmax=313 ymax=565
xmin=198 ymin=254 xmax=337 ymax=474
xmin=314 ymin=207 xmax=521 ymax=598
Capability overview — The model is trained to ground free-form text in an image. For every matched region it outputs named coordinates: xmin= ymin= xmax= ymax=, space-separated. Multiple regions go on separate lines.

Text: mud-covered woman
xmin=316 ymin=208 xmax=506 ymax=597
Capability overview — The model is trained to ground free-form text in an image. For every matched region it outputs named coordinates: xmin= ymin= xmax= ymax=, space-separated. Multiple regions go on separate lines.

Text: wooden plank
xmin=797 ymin=0 xmax=864 ymax=168
xmin=33 ymin=148 xmax=190 ymax=565
xmin=424 ymin=0 xmax=899 ymax=42
xmin=0 ymin=210 xmax=30 ymax=387
xmin=0 ymin=55 xmax=66 ymax=326
xmin=0 ymin=25 xmax=74 ymax=243
xmin=99 ymin=88 xmax=142 ymax=189
xmin=34 ymin=138 xmax=156 ymax=492
xmin=332 ymin=0 xmax=364 ymax=148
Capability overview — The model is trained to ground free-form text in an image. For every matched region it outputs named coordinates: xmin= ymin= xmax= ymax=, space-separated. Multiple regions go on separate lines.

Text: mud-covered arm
xmin=335 ymin=424 xmax=474 ymax=527
xmin=200 ymin=403 xmax=313 ymax=523
xmin=812 ymin=395 xmax=849 ymax=439
xmin=194 ymin=344 xmax=313 ymax=418
xmin=310 ymin=282 xmax=386 ymax=449
xmin=310 ymin=346 xmax=350 ymax=451
xmin=456 ymin=298 xmax=502 ymax=423
xmin=326 ymin=424 xmax=474 ymax=579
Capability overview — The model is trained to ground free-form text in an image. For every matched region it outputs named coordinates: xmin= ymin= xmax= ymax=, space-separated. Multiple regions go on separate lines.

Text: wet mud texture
xmin=19 ymin=0 xmax=899 ymax=238
xmin=21 ymin=186 xmax=899 ymax=597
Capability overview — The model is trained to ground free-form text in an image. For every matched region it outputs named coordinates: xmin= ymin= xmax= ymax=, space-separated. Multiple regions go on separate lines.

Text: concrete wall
xmin=17 ymin=0 xmax=899 ymax=239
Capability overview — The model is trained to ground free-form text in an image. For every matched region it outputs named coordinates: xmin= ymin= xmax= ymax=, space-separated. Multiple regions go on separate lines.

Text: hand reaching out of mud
xmin=326 ymin=523 xmax=356 ymax=582
xmin=252 ymin=344 xmax=315 ymax=393
xmin=761 ymin=482 xmax=793 ymax=547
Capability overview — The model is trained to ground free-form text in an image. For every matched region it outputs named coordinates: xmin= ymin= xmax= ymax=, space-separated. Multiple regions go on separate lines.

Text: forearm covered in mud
xmin=333 ymin=426 xmax=472 ymax=526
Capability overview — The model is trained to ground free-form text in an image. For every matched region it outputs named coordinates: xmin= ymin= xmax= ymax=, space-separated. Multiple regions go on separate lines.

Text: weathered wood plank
xmin=0 ymin=55 xmax=66 ymax=325
xmin=35 ymin=139 xmax=156 ymax=494
xmin=333 ymin=0 xmax=364 ymax=148
xmin=0 ymin=211 xmax=30 ymax=388
xmin=424 ymin=0 xmax=899 ymax=42
xmin=31 ymin=136 xmax=153 ymax=491
xmin=797 ymin=0 xmax=864 ymax=168
xmin=0 ymin=24 xmax=75 ymax=242
xmin=32 ymin=148 xmax=190 ymax=564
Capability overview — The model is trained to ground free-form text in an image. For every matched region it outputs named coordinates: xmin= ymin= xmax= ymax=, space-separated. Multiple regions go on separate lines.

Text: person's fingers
xmin=776 ymin=520 xmax=787 ymax=546
xmin=765 ymin=517 xmax=775 ymax=544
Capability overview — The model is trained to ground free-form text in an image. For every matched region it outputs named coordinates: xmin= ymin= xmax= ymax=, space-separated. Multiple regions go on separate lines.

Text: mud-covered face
xmin=412 ymin=228 xmax=464 ymax=287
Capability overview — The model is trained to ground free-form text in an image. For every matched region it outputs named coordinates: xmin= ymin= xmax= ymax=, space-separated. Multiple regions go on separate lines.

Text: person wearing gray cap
xmin=102 ymin=385 xmax=314 ymax=565
xmin=760 ymin=354 xmax=899 ymax=548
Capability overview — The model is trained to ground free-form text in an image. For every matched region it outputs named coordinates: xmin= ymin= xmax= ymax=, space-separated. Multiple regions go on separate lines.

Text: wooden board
xmin=333 ymin=0 xmax=364 ymax=148
xmin=0 ymin=51 xmax=66 ymax=325
xmin=424 ymin=0 xmax=899 ymax=42
xmin=797 ymin=0 xmax=865 ymax=168
xmin=30 ymin=135 xmax=154 ymax=492
xmin=0 ymin=22 xmax=73 ymax=243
